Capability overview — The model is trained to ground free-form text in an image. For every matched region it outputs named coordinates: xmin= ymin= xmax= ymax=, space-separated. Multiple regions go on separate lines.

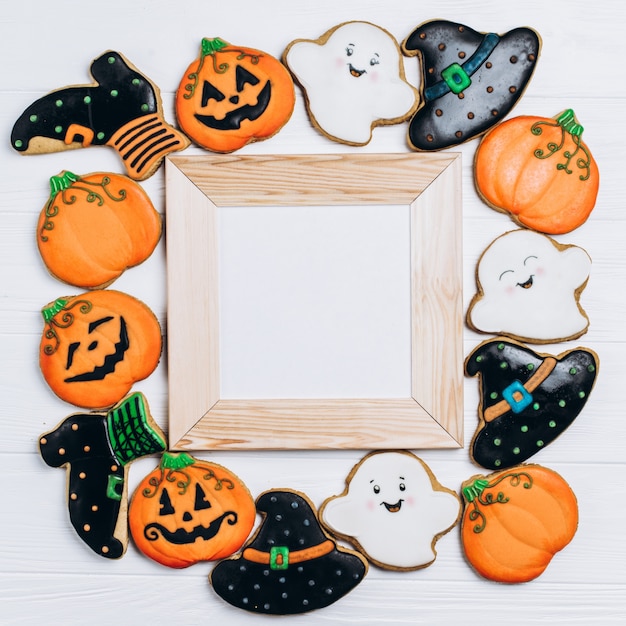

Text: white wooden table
xmin=2 ymin=1 xmax=625 ymax=624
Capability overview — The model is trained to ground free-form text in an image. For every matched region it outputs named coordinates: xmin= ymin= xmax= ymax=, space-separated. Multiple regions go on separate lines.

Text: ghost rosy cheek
xmin=536 ymin=266 xmax=545 ymax=276
xmin=336 ymin=57 xmax=345 ymax=69
xmin=406 ymin=496 xmax=415 ymax=507
xmin=505 ymin=285 xmax=516 ymax=295
xmin=366 ymin=499 xmax=376 ymax=511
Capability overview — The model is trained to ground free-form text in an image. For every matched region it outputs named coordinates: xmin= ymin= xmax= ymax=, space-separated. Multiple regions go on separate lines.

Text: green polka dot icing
xmin=14 ymin=139 xmax=23 ymax=148
xmin=466 ymin=339 xmax=598 ymax=471
xmin=132 ymin=78 xmax=141 ymax=86
xmin=141 ymin=103 xmax=150 ymax=112
xmin=54 ymin=125 xmax=63 ymax=134
xmin=84 ymin=96 xmax=91 ymax=104
xmin=55 ymin=99 xmax=63 ymax=107
xmin=96 ymin=131 xmax=105 ymax=140
xmin=29 ymin=114 xmax=38 ymax=123
xmin=110 ymin=90 xmax=119 ymax=97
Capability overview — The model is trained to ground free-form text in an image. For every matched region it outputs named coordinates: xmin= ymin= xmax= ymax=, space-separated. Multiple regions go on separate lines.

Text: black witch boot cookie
xmin=11 ymin=51 xmax=189 ymax=179
xmin=39 ymin=392 xmax=166 ymax=558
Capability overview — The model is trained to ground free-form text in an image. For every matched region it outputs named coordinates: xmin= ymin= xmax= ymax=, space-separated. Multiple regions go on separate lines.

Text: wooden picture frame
xmin=165 ymin=153 xmax=463 ymax=450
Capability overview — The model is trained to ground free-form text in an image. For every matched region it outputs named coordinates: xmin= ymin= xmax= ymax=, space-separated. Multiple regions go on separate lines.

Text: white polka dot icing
xmin=467 ymin=229 xmax=591 ymax=343
xmin=284 ymin=21 xmax=419 ymax=145
xmin=320 ymin=451 xmax=461 ymax=570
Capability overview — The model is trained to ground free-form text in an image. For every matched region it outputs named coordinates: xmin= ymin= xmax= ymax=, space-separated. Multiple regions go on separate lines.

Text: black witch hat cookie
xmin=11 ymin=51 xmax=189 ymax=179
xmin=39 ymin=392 xmax=166 ymax=558
xmin=465 ymin=339 xmax=598 ymax=470
xmin=210 ymin=489 xmax=368 ymax=615
xmin=402 ymin=20 xmax=540 ymax=150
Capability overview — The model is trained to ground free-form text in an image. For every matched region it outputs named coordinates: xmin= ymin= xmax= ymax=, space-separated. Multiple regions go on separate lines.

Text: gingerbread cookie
xmin=320 ymin=451 xmax=461 ymax=571
xmin=37 ymin=170 xmax=162 ymax=289
xmin=284 ymin=21 xmax=419 ymax=145
xmin=402 ymin=20 xmax=540 ymax=150
xmin=39 ymin=392 xmax=166 ymax=559
xmin=11 ymin=51 xmax=188 ymax=180
xmin=210 ymin=489 xmax=368 ymax=615
xmin=466 ymin=229 xmax=591 ymax=343
xmin=465 ymin=338 xmax=598 ymax=470
xmin=474 ymin=109 xmax=600 ymax=234
xmin=175 ymin=37 xmax=295 ymax=153
xmin=39 ymin=290 xmax=162 ymax=409
xmin=461 ymin=464 xmax=578 ymax=583
xmin=128 ymin=452 xmax=256 ymax=569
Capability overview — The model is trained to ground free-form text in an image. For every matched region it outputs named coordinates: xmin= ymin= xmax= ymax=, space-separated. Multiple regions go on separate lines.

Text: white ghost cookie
xmin=467 ymin=229 xmax=591 ymax=343
xmin=320 ymin=451 xmax=461 ymax=571
xmin=284 ymin=21 xmax=419 ymax=145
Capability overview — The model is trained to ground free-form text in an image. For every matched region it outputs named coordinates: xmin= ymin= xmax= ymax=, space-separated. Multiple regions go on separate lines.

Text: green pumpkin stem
xmin=48 ymin=171 xmax=79 ymax=199
xmin=201 ymin=37 xmax=229 ymax=58
xmin=556 ymin=108 xmax=584 ymax=139
xmin=462 ymin=478 xmax=489 ymax=503
xmin=41 ymin=298 xmax=69 ymax=322
xmin=160 ymin=451 xmax=196 ymax=471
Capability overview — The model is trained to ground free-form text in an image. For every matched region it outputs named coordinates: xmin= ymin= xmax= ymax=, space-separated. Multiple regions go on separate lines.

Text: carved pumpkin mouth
xmin=64 ymin=316 xmax=129 ymax=383
xmin=143 ymin=510 xmax=238 ymax=545
xmin=194 ymin=81 xmax=271 ymax=131
xmin=348 ymin=64 xmax=366 ymax=78
xmin=381 ymin=499 xmax=403 ymax=513
xmin=517 ymin=275 xmax=534 ymax=289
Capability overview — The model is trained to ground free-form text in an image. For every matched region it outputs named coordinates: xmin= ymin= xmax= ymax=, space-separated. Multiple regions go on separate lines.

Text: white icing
xmin=285 ymin=22 xmax=417 ymax=144
xmin=321 ymin=451 xmax=460 ymax=569
xmin=469 ymin=229 xmax=591 ymax=341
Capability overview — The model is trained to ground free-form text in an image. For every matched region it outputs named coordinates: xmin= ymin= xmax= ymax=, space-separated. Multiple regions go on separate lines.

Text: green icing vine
xmin=41 ymin=298 xmax=93 ymax=355
xmin=39 ymin=172 xmax=127 ymax=242
xmin=462 ymin=471 xmax=533 ymax=534
xmin=183 ymin=37 xmax=263 ymax=99
xmin=530 ymin=109 xmax=591 ymax=181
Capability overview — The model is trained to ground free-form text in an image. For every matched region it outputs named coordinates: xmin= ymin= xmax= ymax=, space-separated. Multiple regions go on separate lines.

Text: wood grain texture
xmin=167 ymin=154 xmax=463 ymax=450
xmin=2 ymin=1 xmax=625 ymax=624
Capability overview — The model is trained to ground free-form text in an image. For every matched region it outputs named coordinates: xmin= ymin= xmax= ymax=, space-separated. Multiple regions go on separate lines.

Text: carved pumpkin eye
xmin=201 ymin=80 xmax=226 ymax=107
xmin=235 ymin=65 xmax=260 ymax=92
xmin=159 ymin=488 xmax=175 ymax=516
xmin=194 ymin=483 xmax=212 ymax=511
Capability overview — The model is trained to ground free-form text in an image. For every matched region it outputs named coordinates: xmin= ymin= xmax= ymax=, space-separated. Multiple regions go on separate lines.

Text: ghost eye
xmin=370 ymin=55 xmax=380 ymax=66
xmin=346 ymin=46 xmax=354 ymax=57
xmin=499 ymin=269 xmax=514 ymax=281
xmin=373 ymin=484 xmax=380 ymax=495
xmin=201 ymin=80 xmax=225 ymax=107
xmin=194 ymin=483 xmax=212 ymax=511
xmin=399 ymin=483 xmax=406 ymax=492
xmin=235 ymin=65 xmax=260 ymax=92
xmin=158 ymin=488 xmax=175 ymax=516
xmin=524 ymin=255 xmax=538 ymax=266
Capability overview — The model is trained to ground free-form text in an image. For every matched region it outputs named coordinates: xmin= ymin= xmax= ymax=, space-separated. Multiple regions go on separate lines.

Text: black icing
xmin=210 ymin=490 xmax=366 ymax=615
xmin=11 ymin=52 xmax=158 ymax=152
xmin=465 ymin=339 xmax=598 ymax=470
xmin=39 ymin=395 xmax=165 ymax=559
xmin=403 ymin=21 xmax=540 ymax=150
xmin=194 ymin=80 xmax=272 ymax=131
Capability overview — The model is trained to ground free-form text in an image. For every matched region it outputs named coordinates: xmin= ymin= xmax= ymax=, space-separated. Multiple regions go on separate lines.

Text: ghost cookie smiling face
xmin=284 ymin=21 xmax=419 ymax=145
xmin=320 ymin=451 xmax=461 ymax=571
xmin=467 ymin=229 xmax=591 ymax=343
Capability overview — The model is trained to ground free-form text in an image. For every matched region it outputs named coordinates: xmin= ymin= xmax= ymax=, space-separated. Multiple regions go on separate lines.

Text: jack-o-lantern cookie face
xmin=175 ymin=38 xmax=295 ymax=153
xmin=129 ymin=452 xmax=256 ymax=568
xmin=39 ymin=290 xmax=162 ymax=409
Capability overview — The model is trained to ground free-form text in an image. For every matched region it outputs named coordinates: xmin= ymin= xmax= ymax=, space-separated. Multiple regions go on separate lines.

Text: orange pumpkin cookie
xmin=39 ymin=290 xmax=162 ymax=409
xmin=128 ymin=452 xmax=256 ymax=568
xmin=475 ymin=109 xmax=599 ymax=234
xmin=37 ymin=171 xmax=162 ymax=289
xmin=461 ymin=464 xmax=578 ymax=583
xmin=175 ymin=37 xmax=295 ymax=152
